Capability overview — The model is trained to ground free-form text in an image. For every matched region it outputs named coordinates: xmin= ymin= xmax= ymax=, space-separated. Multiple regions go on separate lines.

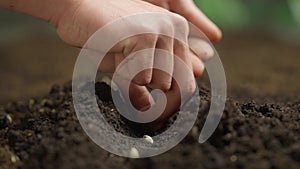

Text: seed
xmin=129 ymin=147 xmax=139 ymax=158
xmin=143 ymin=135 xmax=154 ymax=144
xmin=101 ymin=76 xmax=111 ymax=86
xmin=230 ymin=155 xmax=238 ymax=162
xmin=6 ymin=115 xmax=12 ymax=123
xmin=11 ymin=155 xmax=19 ymax=163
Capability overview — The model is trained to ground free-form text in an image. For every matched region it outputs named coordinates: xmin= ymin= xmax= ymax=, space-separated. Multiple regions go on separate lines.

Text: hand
xmin=55 ymin=0 xmax=209 ymax=122
xmin=0 ymin=0 xmax=218 ymax=128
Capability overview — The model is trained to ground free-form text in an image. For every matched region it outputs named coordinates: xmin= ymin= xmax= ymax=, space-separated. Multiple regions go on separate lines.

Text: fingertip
xmin=173 ymin=0 xmax=223 ymax=43
xmin=133 ymin=70 xmax=153 ymax=86
xmin=190 ymin=51 xmax=205 ymax=77
xmin=209 ymin=27 xmax=222 ymax=43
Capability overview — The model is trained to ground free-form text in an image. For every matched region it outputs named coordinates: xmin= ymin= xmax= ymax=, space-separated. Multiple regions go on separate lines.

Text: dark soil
xmin=0 ymin=81 xmax=299 ymax=169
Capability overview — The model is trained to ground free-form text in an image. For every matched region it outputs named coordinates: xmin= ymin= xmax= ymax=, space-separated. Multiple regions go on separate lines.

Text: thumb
xmin=169 ymin=0 xmax=222 ymax=42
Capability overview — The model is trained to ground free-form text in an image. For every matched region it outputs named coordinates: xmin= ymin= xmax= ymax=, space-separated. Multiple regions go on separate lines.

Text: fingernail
xmin=188 ymin=37 xmax=214 ymax=61
xmin=140 ymin=105 xmax=151 ymax=111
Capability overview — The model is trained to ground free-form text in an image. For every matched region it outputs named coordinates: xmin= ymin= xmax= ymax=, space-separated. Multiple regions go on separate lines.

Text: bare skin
xmin=0 ymin=0 xmax=222 ymax=128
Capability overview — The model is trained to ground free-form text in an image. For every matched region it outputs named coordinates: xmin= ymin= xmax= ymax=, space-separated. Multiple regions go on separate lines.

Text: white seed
xmin=11 ymin=155 xmax=19 ymax=163
xmin=230 ymin=155 xmax=238 ymax=162
xmin=143 ymin=135 xmax=154 ymax=144
xmin=101 ymin=76 xmax=111 ymax=86
xmin=129 ymin=147 xmax=139 ymax=158
xmin=6 ymin=114 xmax=12 ymax=123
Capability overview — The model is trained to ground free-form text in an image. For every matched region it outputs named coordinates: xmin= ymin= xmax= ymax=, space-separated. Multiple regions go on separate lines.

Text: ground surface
xmin=0 ymin=31 xmax=300 ymax=169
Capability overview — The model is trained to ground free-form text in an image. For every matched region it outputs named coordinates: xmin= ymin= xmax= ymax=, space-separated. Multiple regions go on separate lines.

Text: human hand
xmin=54 ymin=0 xmax=218 ymax=129
xmin=0 ymin=0 xmax=215 ymax=128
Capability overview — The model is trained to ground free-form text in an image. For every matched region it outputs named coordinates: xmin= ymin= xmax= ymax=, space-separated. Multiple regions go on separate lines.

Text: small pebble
xmin=39 ymin=108 xmax=45 ymax=113
xmin=129 ymin=147 xmax=139 ymax=158
xmin=37 ymin=134 xmax=43 ymax=139
xmin=143 ymin=135 xmax=154 ymax=144
xmin=29 ymin=99 xmax=35 ymax=106
xmin=88 ymin=123 xmax=94 ymax=129
xmin=41 ymin=99 xmax=48 ymax=106
xmin=191 ymin=126 xmax=199 ymax=138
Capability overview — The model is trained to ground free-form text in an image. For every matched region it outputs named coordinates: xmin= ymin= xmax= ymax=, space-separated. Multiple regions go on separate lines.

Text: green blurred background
xmin=196 ymin=0 xmax=300 ymax=31
xmin=0 ymin=0 xmax=300 ymax=104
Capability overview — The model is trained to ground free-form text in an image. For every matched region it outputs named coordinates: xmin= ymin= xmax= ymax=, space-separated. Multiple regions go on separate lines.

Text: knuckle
xmin=172 ymin=14 xmax=189 ymax=33
xmin=161 ymin=83 xmax=172 ymax=92
xmin=152 ymin=81 xmax=172 ymax=92
xmin=161 ymin=21 xmax=174 ymax=36
xmin=134 ymin=71 xmax=152 ymax=85
xmin=141 ymin=34 xmax=157 ymax=45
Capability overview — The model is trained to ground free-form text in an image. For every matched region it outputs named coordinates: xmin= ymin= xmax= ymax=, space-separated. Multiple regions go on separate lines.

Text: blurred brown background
xmin=0 ymin=0 xmax=300 ymax=104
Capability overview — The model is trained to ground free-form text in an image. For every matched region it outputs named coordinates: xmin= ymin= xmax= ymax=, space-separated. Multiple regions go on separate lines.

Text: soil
xmin=0 ymin=80 xmax=299 ymax=169
xmin=0 ymin=31 xmax=300 ymax=169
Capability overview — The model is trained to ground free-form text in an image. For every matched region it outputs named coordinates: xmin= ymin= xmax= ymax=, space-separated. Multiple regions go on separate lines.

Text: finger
xmin=124 ymin=34 xmax=157 ymax=86
xmin=117 ymin=80 xmax=154 ymax=111
xmin=169 ymin=0 xmax=222 ymax=42
xmin=173 ymin=38 xmax=195 ymax=95
xmin=190 ymin=50 xmax=205 ymax=77
xmin=98 ymin=52 xmax=117 ymax=73
xmin=108 ymin=71 xmax=154 ymax=111
xmin=173 ymin=39 xmax=193 ymax=74
xmin=142 ymin=0 xmax=169 ymax=9
xmin=148 ymin=35 xmax=174 ymax=92
xmin=153 ymin=69 xmax=196 ymax=123
xmin=188 ymin=37 xmax=214 ymax=61
xmin=139 ymin=61 xmax=198 ymax=130
xmin=115 ymin=53 xmax=154 ymax=110
xmin=147 ymin=42 xmax=196 ymax=123
xmin=129 ymin=82 xmax=154 ymax=111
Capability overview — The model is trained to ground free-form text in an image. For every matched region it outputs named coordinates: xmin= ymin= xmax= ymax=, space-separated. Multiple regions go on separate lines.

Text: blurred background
xmin=0 ymin=0 xmax=300 ymax=104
